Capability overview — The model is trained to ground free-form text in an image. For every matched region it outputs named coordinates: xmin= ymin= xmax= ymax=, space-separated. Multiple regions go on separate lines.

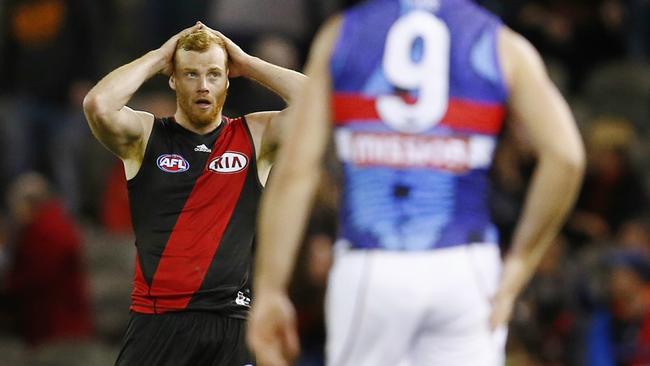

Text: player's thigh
xmin=411 ymin=325 xmax=506 ymax=366
xmin=412 ymin=243 xmax=505 ymax=366
xmin=325 ymin=250 xmax=421 ymax=366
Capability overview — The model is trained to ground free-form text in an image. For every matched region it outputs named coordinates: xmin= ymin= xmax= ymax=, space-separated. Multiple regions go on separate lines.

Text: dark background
xmin=0 ymin=0 xmax=649 ymax=365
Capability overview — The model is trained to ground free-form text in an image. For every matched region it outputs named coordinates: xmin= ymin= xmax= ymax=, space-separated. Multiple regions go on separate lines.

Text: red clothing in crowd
xmin=7 ymin=199 xmax=93 ymax=346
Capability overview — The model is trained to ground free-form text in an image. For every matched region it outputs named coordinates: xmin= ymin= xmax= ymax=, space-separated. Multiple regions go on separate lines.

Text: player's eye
xmin=186 ymin=72 xmax=197 ymax=78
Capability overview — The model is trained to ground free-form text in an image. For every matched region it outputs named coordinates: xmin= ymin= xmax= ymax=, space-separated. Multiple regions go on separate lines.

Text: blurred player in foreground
xmin=248 ymin=0 xmax=585 ymax=365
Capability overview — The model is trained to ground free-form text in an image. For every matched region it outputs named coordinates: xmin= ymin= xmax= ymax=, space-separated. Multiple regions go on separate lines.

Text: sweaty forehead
xmin=174 ymin=46 xmax=227 ymax=70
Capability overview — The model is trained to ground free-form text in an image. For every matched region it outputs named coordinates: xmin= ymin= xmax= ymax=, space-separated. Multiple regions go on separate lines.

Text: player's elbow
xmin=563 ymin=140 xmax=586 ymax=175
xmin=548 ymin=141 xmax=586 ymax=179
xmin=82 ymin=92 xmax=111 ymax=126
xmin=83 ymin=92 xmax=101 ymax=118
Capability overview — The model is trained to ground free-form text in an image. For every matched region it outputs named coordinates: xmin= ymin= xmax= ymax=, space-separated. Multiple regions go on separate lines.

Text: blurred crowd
xmin=0 ymin=0 xmax=648 ymax=365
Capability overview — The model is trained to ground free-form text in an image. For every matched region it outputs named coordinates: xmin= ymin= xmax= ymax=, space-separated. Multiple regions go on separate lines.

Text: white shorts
xmin=325 ymin=242 xmax=506 ymax=366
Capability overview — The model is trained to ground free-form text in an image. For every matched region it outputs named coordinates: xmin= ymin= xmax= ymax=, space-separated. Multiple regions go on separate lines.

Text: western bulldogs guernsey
xmin=331 ymin=0 xmax=508 ymax=250
xmin=127 ymin=116 xmax=262 ymax=317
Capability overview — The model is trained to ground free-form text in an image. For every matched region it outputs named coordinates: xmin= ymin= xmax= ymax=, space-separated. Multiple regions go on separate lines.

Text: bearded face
xmin=171 ymin=46 xmax=229 ymax=128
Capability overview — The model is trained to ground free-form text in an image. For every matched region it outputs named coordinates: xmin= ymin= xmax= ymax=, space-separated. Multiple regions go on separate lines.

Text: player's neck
xmin=174 ymin=109 xmax=223 ymax=135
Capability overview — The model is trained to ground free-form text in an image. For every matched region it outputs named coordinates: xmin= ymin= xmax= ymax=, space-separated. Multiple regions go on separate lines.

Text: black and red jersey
xmin=127 ymin=116 xmax=262 ymax=318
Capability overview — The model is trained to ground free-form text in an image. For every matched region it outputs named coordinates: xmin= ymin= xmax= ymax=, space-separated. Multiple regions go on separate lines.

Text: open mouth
xmin=195 ymin=98 xmax=212 ymax=109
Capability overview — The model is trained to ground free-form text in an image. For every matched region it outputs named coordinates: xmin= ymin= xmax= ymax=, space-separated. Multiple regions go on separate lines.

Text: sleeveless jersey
xmin=127 ymin=116 xmax=262 ymax=317
xmin=330 ymin=0 xmax=507 ymax=250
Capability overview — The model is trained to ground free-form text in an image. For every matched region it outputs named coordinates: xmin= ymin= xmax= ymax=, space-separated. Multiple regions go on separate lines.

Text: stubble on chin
xmin=178 ymin=99 xmax=217 ymax=126
xmin=177 ymin=89 xmax=228 ymax=128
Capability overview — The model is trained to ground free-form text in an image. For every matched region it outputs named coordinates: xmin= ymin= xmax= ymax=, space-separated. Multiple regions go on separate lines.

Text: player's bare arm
xmin=247 ymin=16 xmax=341 ymax=366
xmin=489 ymin=27 xmax=586 ymax=330
xmin=204 ymin=27 xmax=307 ymax=153
xmin=83 ymin=23 xmax=203 ymax=178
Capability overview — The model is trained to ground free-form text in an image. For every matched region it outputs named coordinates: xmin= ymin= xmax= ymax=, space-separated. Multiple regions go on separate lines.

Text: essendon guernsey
xmin=127 ymin=116 xmax=262 ymax=318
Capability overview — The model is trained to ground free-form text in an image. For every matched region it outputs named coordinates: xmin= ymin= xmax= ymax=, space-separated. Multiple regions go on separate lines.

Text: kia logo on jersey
xmin=156 ymin=154 xmax=190 ymax=173
xmin=208 ymin=152 xmax=248 ymax=173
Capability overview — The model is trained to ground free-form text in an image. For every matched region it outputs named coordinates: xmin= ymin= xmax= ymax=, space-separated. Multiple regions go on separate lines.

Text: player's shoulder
xmin=497 ymin=26 xmax=547 ymax=88
xmin=498 ymin=27 xmax=541 ymax=59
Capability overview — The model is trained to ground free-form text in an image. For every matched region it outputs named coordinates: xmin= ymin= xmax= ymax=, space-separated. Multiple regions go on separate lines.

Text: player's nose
xmin=197 ymin=76 xmax=209 ymax=91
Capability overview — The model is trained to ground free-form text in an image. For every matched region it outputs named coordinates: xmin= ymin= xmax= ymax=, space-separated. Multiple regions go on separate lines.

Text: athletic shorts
xmin=115 ymin=311 xmax=254 ymax=366
xmin=326 ymin=242 xmax=506 ymax=366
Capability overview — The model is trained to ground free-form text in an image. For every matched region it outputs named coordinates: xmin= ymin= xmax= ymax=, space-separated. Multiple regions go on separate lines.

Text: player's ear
xmin=169 ymin=74 xmax=176 ymax=91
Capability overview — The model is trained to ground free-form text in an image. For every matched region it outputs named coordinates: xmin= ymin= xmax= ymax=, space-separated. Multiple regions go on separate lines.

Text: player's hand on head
xmin=247 ymin=292 xmax=300 ymax=366
xmin=157 ymin=21 xmax=205 ymax=76
xmin=201 ymin=26 xmax=251 ymax=78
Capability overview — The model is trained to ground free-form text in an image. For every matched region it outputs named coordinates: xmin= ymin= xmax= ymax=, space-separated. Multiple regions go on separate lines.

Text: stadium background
xmin=0 ymin=0 xmax=649 ymax=365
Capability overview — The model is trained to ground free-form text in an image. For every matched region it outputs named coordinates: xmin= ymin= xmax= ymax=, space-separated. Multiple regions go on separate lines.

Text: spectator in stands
xmin=510 ymin=235 xmax=582 ymax=365
xmin=4 ymin=173 xmax=93 ymax=346
xmin=207 ymin=0 xmax=337 ymax=49
xmin=585 ymin=250 xmax=650 ymax=365
xmin=628 ymin=0 xmax=650 ymax=59
xmin=481 ymin=0 xmax=628 ymax=92
xmin=617 ymin=217 xmax=650 ymax=257
xmin=569 ymin=118 xmax=647 ymax=244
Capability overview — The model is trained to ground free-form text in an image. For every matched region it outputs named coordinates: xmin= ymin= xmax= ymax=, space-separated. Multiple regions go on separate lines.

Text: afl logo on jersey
xmin=208 ymin=152 xmax=248 ymax=174
xmin=156 ymin=154 xmax=190 ymax=173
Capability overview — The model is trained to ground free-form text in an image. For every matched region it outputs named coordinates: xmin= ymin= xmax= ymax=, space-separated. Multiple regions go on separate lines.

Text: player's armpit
xmin=243 ymin=110 xmax=281 ymax=159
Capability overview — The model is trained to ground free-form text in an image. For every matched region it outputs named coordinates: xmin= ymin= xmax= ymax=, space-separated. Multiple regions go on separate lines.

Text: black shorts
xmin=115 ymin=311 xmax=254 ymax=366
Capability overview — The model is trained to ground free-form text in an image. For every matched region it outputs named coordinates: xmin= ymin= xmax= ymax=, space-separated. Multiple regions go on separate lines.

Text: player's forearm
xmin=84 ymin=50 xmax=166 ymax=117
xmin=255 ymin=164 xmax=320 ymax=294
xmin=242 ymin=56 xmax=307 ymax=105
xmin=497 ymin=152 xmax=584 ymax=298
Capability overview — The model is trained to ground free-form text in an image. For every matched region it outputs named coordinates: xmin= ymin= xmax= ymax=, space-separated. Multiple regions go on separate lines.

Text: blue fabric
xmin=330 ymin=0 xmax=506 ymax=250
xmin=586 ymin=309 xmax=615 ymax=366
